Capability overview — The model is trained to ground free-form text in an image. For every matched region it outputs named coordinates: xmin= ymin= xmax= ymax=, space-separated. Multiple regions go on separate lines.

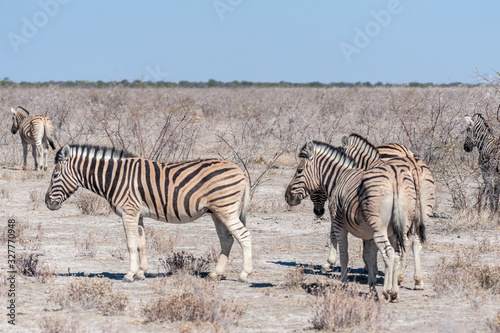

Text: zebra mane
xmin=473 ymin=113 xmax=493 ymax=134
xmin=15 ymin=106 xmax=29 ymax=117
xmin=55 ymin=144 xmax=136 ymax=163
xmin=300 ymin=140 xmax=356 ymax=168
xmin=346 ymin=133 xmax=380 ymax=160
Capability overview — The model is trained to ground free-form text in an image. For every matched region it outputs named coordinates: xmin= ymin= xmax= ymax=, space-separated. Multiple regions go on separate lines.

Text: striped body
xmin=10 ymin=106 xmax=56 ymax=171
xmin=464 ymin=113 xmax=500 ymax=212
xmin=45 ymin=145 xmax=252 ymax=282
xmin=343 ymin=134 xmax=432 ymax=290
xmin=285 ymin=141 xmax=414 ymax=301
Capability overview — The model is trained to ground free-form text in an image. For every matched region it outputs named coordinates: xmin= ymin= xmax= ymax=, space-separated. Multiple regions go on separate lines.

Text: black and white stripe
xmin=45 ymin=144 xmax=252 ymax=282
xmin=285 ymin=140 xmax=415 ymax=301
xmin=10 ymin=106 xmax=56 ymax=171
xmin=464 ymin=113 xmax=500 ymax=212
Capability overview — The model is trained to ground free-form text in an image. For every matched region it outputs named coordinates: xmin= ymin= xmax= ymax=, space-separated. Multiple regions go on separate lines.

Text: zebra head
xmin=285 ymin=140 xmax=321 ymax=207
xmin=463 ymin=116 xmax=476 ymax=152
xmin=10 ymin=107 xmax=22 ymax=134
xmin=45 ymin=145 xmax=79 ymax=210
xmin=464 ymin=114 xmax=492 ymax=153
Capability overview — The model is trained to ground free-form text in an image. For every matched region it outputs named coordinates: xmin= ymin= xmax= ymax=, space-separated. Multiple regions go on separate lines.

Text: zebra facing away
xmin=342 ymin=134 xmax=433 ymax=290
xmin=285 ymin=140 xmax=421 ymax=301
xmin=45 ymin=145 xmax=252 ymax=282
xmin=10 ymin=106 xmax=56 ymax=171
xmin=308 ymin=135 xmax=433 ymax=290
xmin=464 ymin=113 xmax=500 ymax=213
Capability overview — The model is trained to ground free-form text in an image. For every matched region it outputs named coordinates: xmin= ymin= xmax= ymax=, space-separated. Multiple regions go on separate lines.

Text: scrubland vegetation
xmin=1 ymin=85 xmax=499 ymax=331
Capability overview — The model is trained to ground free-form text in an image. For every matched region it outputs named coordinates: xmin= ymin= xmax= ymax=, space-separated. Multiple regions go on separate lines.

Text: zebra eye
xmin=297 ymin=168 xmax=304 ymax=175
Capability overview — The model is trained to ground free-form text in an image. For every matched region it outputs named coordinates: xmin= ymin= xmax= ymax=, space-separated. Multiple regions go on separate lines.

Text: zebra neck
xmin=316 ymin=151 xmax=355 ymax=195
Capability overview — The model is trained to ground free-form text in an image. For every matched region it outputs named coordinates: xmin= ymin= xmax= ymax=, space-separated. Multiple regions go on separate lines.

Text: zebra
xmin=342 ymin=134 xmax=433 ymax=290
xmin=45 ymin=144 xmax=252 ymax=282
xmin=464 ymin=113 xmax=500 ymax=213
xmin=10 ymin=106 xmax=56 ymax=171
xmin=285 ymin=140 xmax=424 ymax=301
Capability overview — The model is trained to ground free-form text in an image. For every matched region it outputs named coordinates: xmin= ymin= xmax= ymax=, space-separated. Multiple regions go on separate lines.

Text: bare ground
xmin=1 ymin=165 xmax=499 ymax=333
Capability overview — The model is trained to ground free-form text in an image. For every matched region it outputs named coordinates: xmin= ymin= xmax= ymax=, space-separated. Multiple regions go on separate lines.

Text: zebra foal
xmin=464 ymin=113 xmax=500 ymax=213
xmin=45 ymin=145 xmax=252 ymax=282
xmin=10 ymin=106 xmax=56 ymax=171
xmin=285 ymin=141 xmax=419 ymax=301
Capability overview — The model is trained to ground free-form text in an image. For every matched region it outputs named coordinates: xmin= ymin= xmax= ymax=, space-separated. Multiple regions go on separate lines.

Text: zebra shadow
xmin=269 ymin=260 xmax=385 ymax=286
xmin=58 ymin=271 xmax=212 ymax=281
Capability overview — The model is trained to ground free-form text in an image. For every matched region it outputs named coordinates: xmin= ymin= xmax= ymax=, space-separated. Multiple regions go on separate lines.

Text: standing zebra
xmin=10 ymin=106 xmax=56 ymax=171
xmin=464 ymin=113 xmax=500 ymax=213
xmin=286 ymin=141 xmax=422 ymax=301
xmin=342 ymin=134 xmax=433 ymax=290
xmin=45 ymin=145 xmax=252 ymax=282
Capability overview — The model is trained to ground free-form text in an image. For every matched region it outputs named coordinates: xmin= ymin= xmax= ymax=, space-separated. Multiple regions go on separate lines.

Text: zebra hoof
xmin=238 ymin=271 xmax=249 ymax=283
xmin=414 ymin=281 xmax=424 ymax=290
xmin=321 ymin=263 xmax=333 ymax=273
xmin=123 ymin=272 xmax=135 ymax=283
xmin=208 ymin=272 xmax=222 ymax=281
xmin=135 ymin=272 xmax=146 ymax=280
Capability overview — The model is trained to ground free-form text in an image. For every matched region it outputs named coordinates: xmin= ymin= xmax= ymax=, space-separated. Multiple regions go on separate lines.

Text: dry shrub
xmin=489 ymin=311 xmax=500 ymax=333
xmin=21 ymin=222 xmax=44 ymax=251
xmin=442 ymin=210 xmax=500 ymax=232
xmin=142 ymin=272 xmax=244 ymax=331
xmin=75 ymin=232 xmax=98 ymax=257
xmin=431 ymin=244 xmax=500 ymax=301
xmin=145 ymin=227 xmax=178 ymax=255
xmin=159 ymin=251 xmax=214 ymax=275
xmin=75 ymin=191 xmax=111 ymax=216
xmin=284 ymin=265 xmax=306 ymax=289
xmin=51 ymin=277 xmax=128 ymax=315
xmin=38 ymin=314 xmax=80 ymax=333
xmin=309 ymin=281 xmax=386 ymax=332
xmin=16 ymin=253 xmax=55 ymax=283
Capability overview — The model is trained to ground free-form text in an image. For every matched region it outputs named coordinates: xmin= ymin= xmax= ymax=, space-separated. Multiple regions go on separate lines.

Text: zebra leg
xmin=321 ymin=225 xmax=338 ymax=272
xmin=412 ymin=234 xmax=424 ymax=290
xmin=337 ymin=228 xmax=349 ymax=283
xmin=42 ymin=141 xmax=49 ymax=171
xmin=209 ymin=215 xmax=234 ymax=280
xmin=397 ymin=234 xmax=411 ymax=285
xmin=373 ymin=230 xmax=396 ymax=302
xmin=363 ymin=239 xmax=378 ymax=292
xmin=22 ymin=141 xmax=28 ymax=170
xmin=388 ymin=235 xmax=401 ymax=302
xmin=219 ymin=214 xmax=252 ymax=282
xmin=136 ymin=217 xmax=148 ymax=280
xmin=122 ymin=213 xmax=141 ymax=282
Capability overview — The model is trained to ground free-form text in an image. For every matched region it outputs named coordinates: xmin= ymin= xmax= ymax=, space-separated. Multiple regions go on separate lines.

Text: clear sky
xmin=1 ymin=0 xmax=499 ymax=84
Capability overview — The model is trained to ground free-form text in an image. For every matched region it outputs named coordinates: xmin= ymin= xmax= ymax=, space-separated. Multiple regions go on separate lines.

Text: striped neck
xmin=344 ymin=134 xmax=380 ymax=168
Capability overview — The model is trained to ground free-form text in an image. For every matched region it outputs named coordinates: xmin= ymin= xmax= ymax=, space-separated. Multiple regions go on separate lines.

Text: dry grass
xmin=145 ymin=226 xmax=178 ymax=255
xmin=74 ymin=191 xmax=112 ymax=216
xmin=431 ymin=239 xmax=500 ymax=308
xmin=16 ymin=252 xmax=55 ymax=283
xmin=159 ymin=251 xmax=214 ymax=275
xmin=21 ymin=222 xmax=45 ymax=251
xmin=38 ymin=314 xmax=80 ymax=333
xmin=142 ymin=272 xmax=244 ymax=331
xmin=284 ymin=265 xmax=306 ymax=290
xmin=309 ymin=281 xmax=388 ymax=331
xmin=489 ymin=311 xmax=500 ymax=333
xmin=51 ymin=277 xmax=128 ymax=315
xmin=75 ymin=232 xmax=98 ymax=257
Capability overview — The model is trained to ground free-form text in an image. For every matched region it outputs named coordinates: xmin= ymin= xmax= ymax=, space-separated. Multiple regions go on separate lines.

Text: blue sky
xmin=1 ymin=0 xmax=499 ymax=84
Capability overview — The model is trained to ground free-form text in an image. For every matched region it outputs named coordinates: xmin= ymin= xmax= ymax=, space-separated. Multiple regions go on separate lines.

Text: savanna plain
xmin=0 ymin=86 xmax=499 ymax=332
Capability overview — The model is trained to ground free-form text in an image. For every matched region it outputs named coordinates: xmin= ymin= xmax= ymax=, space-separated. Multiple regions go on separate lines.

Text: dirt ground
xmin=1 ymin=162 xmax=499 ymax=333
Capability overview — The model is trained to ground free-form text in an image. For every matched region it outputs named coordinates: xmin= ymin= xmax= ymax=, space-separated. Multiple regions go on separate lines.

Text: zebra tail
xmin=43 ymin=120 xmax=56 ymax=150
xmin=239 ymin=182 xmax=251 ymax=226
xmin=392 ymin=188 xmax=407 ymax=253
xmin=411 ymin=164 xmax=426 ymax=244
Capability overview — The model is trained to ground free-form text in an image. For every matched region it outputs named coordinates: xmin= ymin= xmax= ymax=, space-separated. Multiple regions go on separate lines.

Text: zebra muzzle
xmin=45 ymin=192 xmax=61 ymax=211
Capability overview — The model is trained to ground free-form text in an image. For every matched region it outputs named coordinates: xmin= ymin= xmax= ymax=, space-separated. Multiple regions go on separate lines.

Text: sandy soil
xmin=0 ymin=162 xmax=499 ymax=333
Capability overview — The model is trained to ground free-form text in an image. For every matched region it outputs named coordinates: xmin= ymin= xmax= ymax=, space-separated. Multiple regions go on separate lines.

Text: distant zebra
xmin=464 ymin=113 xmax=500 ymax=212
xmin=285 ymin=141 xmax=424 ymax=301
xmin=45 ymin=145 xmax=252 ymax=282
xmin=10 ymin=106 xmax=56 ymax=171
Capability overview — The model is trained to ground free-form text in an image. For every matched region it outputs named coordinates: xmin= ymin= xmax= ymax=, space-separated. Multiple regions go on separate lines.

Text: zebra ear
xmin=60 ymin=145 xmax=71 ymax=162
xmin=341 ymin=135 xmax=349 ymax=148
xmin=10 ymin=107 xmax=16 ymax=114
xmin=464 ymin=116 xmax=473 ymax=126
xmin=306 ymin=140 xmax=314 ymax=160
